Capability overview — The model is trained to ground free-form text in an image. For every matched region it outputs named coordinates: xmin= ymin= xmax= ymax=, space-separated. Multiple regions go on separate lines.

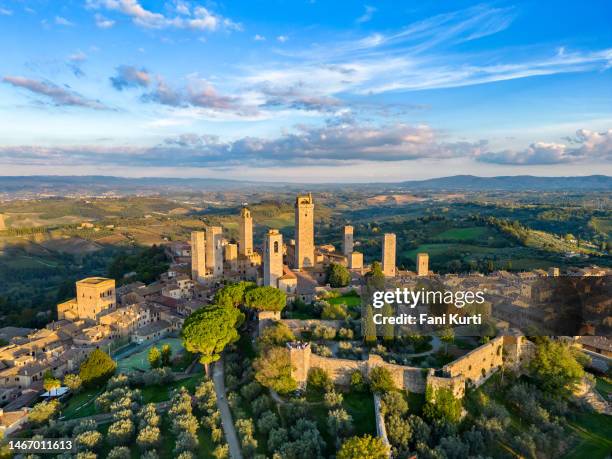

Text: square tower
xmin=191 ymin=231 xmax=207 ymax=283
xmin=264 ymin=229 xmax=284 ymax=287
xmin=417 ymin=252 xmax=429 ymax=277
xmin=58 ymin=277 xmax=116 ymax=322
xmin=225 ymin=243 xmax=238 ymax=272
xmin=239 ymin=206 xmax=253 ymax=256
xmin=294 ymin=193 xmax=315 ymax=269
xmin=205 ymin=226 xmax=224 ymax=278
xmin=343 ymin=225 xmax=354 ymax=256
xmin=382 ymin=233 xmax=396 ymax=277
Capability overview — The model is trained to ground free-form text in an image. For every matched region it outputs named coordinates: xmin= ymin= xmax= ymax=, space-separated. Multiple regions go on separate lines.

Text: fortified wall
xmin=287 ymin=333 xmax=533 ymax=398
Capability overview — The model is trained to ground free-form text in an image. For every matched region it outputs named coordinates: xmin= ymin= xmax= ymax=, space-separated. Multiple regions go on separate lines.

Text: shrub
xmin=79 ymin=349 xmax=116 ymax=388
xmin=107 ymin=446 xmax=130 ymax=459
xmin=307 ymin=367 xmax=332 ymax=391
xmin=369 ymin=367 xmax=395 ymax=393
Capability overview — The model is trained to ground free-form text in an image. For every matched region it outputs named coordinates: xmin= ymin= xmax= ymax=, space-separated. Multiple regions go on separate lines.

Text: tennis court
xmin=116 ymin=337 xmax=185 ymax=372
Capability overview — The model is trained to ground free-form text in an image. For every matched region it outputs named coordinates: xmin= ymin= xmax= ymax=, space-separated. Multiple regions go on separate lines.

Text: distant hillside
xmin=0 ymin=174 xmax=609 ymax=196
xmin=396 ymin=175 xmax=612 ymax=191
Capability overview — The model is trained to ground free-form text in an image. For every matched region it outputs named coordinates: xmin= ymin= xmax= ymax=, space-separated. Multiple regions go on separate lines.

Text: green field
xmin=565 ymin=412 xmax=612 ymax=459
xmin=327 ymin=292 xmax=361 ymax=308
xmin=116 ymin=337 xmax=185 ymax=372
xmin=433 ymin=226 xmax=492 ymax=241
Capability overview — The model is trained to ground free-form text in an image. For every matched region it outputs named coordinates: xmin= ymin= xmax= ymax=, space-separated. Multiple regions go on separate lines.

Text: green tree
xmin=529 ymin=338 xmax=584 ymax=393
xmin=337 ymin=435 xmax=390 ymax=459
xmin=381 ymin=303 xmax=394 ymax=342
xmin=161 ymin=344 xmax=172 ymax=367
xmin=244 ymin=286 xmax=286 ymax=312
xmin=79 ymin=349 xmax=116 ymax=388
xmin=327 ymin=263 xmax=351 ymax=288
xmin=362 ymin=304 xmax=377 ymax=345
xmin=321 ymin=302 xmax=349 ymax=320
xmin=43 ymin=370 xmax=61 ymax=392
xmin=181 ymin=304 xmax=244 ymax=366
xmin=214 ymin=281 xmax=255 ymax=308
xmin=28 ymin=400 xmax=60 ymax=425
xmin=369 ymin=366 xmax=395 ymax=393
xmin=148 ymin=346 xmax=162 ymax=369
xmin=423 ymin=386 xmax=462 ymax=423
xmin=307 ymin=367 xmax=332 ymax=392
xmin=253 ymin=347 xmax=297 ymax=395
xmin=258 ymin=322 xmax=295 ymax=347
xmin=63 ymin=373 xmax=82 ymax=393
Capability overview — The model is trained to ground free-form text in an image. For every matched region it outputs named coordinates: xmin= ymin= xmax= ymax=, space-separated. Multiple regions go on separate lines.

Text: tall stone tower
xmin=417 ymin=252 xmax=429 ymax=276
xmin=382 ymin=233 xmax=396 ymax=277
xmin=417 ymin=253 xmax=429 ymax=276
xmin=264 ymin=229 xmax=283 ymax=287
xmin=58 ymin=277 xmax=116 ymax=322
xmin=343 ymin=225 xmax=354 ymax=256
xmin=294 ymin=193 xmax=315 ymax=269
xmin=206 ymin=226 xmax=224 ymax=278
xmin=225 ymin=243 xmax=238 ymax=272
xmin=239 ymin=206 xmax=253 ymax=256
xmin=287 ymin=342 xmax=311 ymax=389
xmin=191 ymin=231 xmax=207 ymax=283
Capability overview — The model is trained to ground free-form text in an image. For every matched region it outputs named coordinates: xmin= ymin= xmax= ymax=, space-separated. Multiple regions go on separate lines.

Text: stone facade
xmin=343 ymin=225 xmax=354 ymax=256
xmin=224 ymin=243 xmax=238 ymax=272
xmin=349 ymin=251 xmax=363 ymax=270
xmin=57 ymin=277 xmax=116 ymax=322
xmin=264 ymin=229 xmax=283 ymax=287
xmin=294 ymin=193 xmax=315 ymax=269
xmin=205 ymin=226 xmax=224 ymax=278
xmin=417 ymin=252 xmax=429 ymax=277
xmin=239 ymin=206 xmax=253 ymax=256
xmin=382 ymin=233 xmax=396 ymax=277
xmin=190 ymin=231 xmax=207 ymax=284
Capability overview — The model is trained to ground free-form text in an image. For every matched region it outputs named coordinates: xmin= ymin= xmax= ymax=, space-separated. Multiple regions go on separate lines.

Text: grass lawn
xmin=595 ymin=376 xmax=612 ymax=400
xmin=328 ymin=293 xmax=361 ymax=309
xmin=141 ymin=373 xmax=203 ymax=403
xmin=343 ymin=392 xmax=376 ymax=436
xmin=433 ymin=226 xmax=491 ymax=241
xmin=564 ymin=412 xmax=612 ymax=459
xmin=61 ymin=387 xmax=103 ymax=419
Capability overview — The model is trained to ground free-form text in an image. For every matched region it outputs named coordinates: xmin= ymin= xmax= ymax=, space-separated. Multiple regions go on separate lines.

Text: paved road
xmin=213 ymin=359 xmax=243 ymax=459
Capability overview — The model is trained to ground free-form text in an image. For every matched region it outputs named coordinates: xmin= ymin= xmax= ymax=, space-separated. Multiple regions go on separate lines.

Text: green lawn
xmin=595 ymin=376 xmax=612 ymax=400
xmin=141 ymin=373 xmax=203 ymax=403
xmin=564 ymin=412 xmax=612 ymax=459
xmin=61 ymin=387 xmax=103 ymax=420
xmin=433 ymin=227 xmax=491 ymax=241
xmin=343 ymin=392 xmax=376 ymax=436
xmin=328 ymin=293 xmax=361 ymax=309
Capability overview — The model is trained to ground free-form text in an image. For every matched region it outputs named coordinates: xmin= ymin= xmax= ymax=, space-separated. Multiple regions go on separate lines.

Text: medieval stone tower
xmin=239 ymin=206 xmax=253 ymax=256
xmin=287 ymin=342 xmax=311 ymax=388
xmin=58 ymin=277 xmax=116 ymax=322
xmin=343 ymin=225 xmax=354 ymax=256
xmin=382 ymin=233 xmax=396 ymax=277
xmin=205 ymin=226 xmax=224 ymax=278
xmin=417 ymin=252 xmax=429 ymax=277
xmin=294 ymin=193 xmax=315 ymax=269
xmin=224 ymin=243 xmax=238 ymax=272
xmin=191 ymin=231 xmax=207 ymax=283
xmin=264 ymin=229 xmax=283 ymax=287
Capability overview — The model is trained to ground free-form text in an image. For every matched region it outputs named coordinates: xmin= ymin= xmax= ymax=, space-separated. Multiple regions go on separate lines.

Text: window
xmin=274 ymin=241 xmax=279 ymax=253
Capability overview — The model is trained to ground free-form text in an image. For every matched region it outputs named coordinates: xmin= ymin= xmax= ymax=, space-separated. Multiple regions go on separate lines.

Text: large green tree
xmin=181 ymin=304 xmax=244 ymax=365
xmin=337 ymin=435 xmax=390 ymax=459
xmin=327 ymin=263 xmax=351 ymax=288
xmin=529 ymin=338 xmax=584 ymax=393
xmin=148 ymin=346 xmax=162 ymax=368
xmin=213 ymin=281 xmax=255 ymax=308
xmin=79 ymin=349 xmax=116 ymax=388
xmin=244 ymin=286 xmax=286 ymax=312
xmin=423 ymin=386 xmax=462 ymax=423
xmin=253 ymin=347 xmax=297 ymax=394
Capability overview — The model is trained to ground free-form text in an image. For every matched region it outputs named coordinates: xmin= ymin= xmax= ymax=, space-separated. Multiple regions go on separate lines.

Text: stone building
xmin=343 ymin=225 xmax=354 ymax=256
xmin=205 ymin=226 xmax=224 ymax=278
xmin=239 ymin=206 xmax=254 ymax=256
xmin=264 ymin=229 xmax=283 ymax=287
xmin=57 ymin=277 xmax=116 ymax=323
xmin=224 ymin=243 xmax=238 ymax=272
xmin=382 ymin=233 xmax=396 ymax=277
xmin=349 ymin=251 xmax=363 ymax=270
xmin=190 ymin=231 xmax=207 ymax=284
xmin=417 ymin=252 xmax=429 ymax=277
xmin=294 ymin=193 xmax=315 ymax=269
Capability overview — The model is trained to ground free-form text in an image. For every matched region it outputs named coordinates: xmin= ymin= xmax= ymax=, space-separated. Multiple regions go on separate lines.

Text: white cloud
xmin=356 ymin=5 xmax=376 ymax=24
xmin=94 ymin=13 xmax=115 ymax=28
xmin=55 ymin=16 xmax=74 ymax=26
xmin=86 ymin=0 xmax=241 ymax=32
xmin=254 ymin=34 xmax=266 ymax=41
xmin=276 ymin=35 xmax=288 ymax=43
xmin=0 ymin=8 xmax=13 ymax=16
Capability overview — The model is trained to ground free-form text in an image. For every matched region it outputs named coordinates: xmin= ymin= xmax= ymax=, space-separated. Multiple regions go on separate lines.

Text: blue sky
xmin=0 ymin=0 xmax=611 ymax=182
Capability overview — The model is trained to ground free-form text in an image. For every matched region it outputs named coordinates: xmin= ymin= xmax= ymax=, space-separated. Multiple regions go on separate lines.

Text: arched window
xmin=274 ymin=241 xmax=279 ymax=253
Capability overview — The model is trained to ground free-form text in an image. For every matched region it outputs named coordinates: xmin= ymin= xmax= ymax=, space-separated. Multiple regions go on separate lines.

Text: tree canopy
xmin=337 ymin=435 xmax=390 ymax=459
xmin=213 ymin=281 xmax=255 ymax=308
xmin=423 ymin=386 xmax=462 ymax=423
xmin=529 ymin=338 xmax=584 ymax=393
xmin=253 ymin=347 xmax=297 ymax=395
xmin=244 ymin=286 xmax=286 ymax=312
xmin=79 ymin=349 xmax=116 ymax=388
xmin=327 ymin=263 xmax=351 ymax=288
xmin=181 ymin=304 xmax=244 ymax=364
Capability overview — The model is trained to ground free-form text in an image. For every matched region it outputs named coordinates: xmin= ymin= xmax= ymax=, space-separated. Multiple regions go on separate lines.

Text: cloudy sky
xmin=0 ymin=0 xmax=611 ymax=182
